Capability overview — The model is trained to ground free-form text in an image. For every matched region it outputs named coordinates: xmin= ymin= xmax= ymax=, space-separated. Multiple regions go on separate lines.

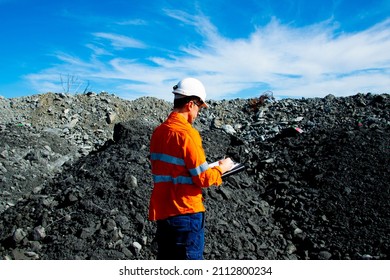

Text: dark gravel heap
xmin=0 ymin=92 xmax=389 ymax=260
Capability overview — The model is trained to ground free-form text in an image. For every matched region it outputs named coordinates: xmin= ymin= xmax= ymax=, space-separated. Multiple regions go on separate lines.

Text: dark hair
xmin=173 ymin=95 xmax=202 ymax=109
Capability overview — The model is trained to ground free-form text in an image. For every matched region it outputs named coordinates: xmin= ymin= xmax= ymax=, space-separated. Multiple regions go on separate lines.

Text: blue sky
xmin=1 ymin=0 xmax=389 ymax=101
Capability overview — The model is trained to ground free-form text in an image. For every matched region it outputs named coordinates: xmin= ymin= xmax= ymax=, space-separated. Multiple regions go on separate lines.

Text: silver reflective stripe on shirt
xmin=189 ymin=162 xmax=209 ymax=176
xmin=150 ymin=153 xmax=185 ymax=166
xmin=152 ymin=175 xmax=193 ymax=185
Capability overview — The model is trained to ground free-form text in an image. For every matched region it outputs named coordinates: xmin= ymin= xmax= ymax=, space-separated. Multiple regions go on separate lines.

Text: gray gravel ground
xmin=0 ymin=92 xmax=389 ymax=260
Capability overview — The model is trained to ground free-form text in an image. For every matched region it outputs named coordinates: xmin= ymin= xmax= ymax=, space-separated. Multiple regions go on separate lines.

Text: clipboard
xmin=209 ymin=159 xmax=246 ymax=178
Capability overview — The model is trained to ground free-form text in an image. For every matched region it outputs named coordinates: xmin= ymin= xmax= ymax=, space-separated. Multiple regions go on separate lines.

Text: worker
xmin=148 ymin=77 xmax=234 ymax=259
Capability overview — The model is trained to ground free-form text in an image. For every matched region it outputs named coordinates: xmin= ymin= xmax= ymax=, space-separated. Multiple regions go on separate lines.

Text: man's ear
xmin=187 ymin=100 xmax=194 ymax=110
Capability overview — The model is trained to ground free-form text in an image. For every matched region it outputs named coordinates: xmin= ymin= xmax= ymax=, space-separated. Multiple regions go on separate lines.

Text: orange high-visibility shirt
xmin=148 ymin=112 xmax=223 ymax=221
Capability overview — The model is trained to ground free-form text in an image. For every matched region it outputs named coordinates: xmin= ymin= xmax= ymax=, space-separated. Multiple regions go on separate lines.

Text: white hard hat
xmin=172 ymin=77 xmax=208 ymax=108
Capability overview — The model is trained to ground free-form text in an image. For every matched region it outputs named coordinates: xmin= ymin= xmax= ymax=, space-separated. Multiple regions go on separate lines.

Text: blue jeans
xmin=156 ymin=212 xmax=205 ymax=260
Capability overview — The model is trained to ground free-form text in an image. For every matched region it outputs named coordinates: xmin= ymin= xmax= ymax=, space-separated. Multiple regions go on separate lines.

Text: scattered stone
xmin=132 ymin=242 xmax=142 ymax=254
xmin=13 ymin=228 xmax=27 ymax=243
xmin=33 ymin=226 xmax=46 ymax=241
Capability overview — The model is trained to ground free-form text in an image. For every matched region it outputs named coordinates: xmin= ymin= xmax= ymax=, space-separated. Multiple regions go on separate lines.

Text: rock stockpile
xmin=0 ymin=92 xmax=389 ymax=260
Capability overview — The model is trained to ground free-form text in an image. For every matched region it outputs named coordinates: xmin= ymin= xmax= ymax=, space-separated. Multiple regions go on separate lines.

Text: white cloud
xmin=25 ymin=14 xmax=390 ymax=101
xmin=92 ymin=32 xmax=146 ymax=50
xmin=86 ymin=44 xmax=112 ymax=56
xmin=170 ymin=16 xmax=390 ymax=99
xmin=116 ymin=19 xmax=148 ymax=26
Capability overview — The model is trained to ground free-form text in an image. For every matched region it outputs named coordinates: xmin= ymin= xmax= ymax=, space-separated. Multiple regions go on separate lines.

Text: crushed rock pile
xmin=0 ymin=92 xmax=389 ymax=260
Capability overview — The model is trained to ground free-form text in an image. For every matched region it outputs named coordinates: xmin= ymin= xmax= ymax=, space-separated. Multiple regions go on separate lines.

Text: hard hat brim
xmin=200 ymin=102 xmax=209 ymax=108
